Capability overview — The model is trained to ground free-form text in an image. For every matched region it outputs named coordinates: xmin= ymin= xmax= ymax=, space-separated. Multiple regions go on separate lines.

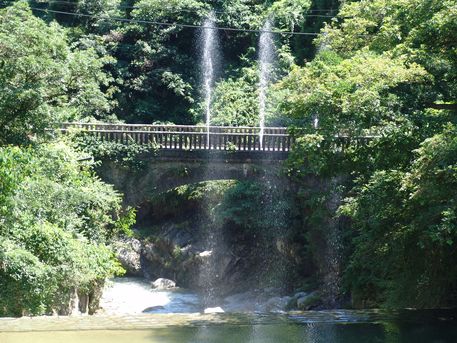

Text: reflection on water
xmin=1 ymin=310 xmax=457 ymax=343
xmin=2 ymin=323 xmax=457 ymax=343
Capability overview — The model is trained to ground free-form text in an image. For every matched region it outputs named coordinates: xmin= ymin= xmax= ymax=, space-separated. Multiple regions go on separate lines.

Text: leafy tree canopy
xmin=0 ymin=2 xmax=115 ymax=145
xmin=0 ymin=142 xmax=128 ymax=316
xmin=280 ymin=0 xmax=457 ymax=308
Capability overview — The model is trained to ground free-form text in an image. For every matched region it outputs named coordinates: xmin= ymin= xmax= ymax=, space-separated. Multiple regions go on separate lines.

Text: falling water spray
xmin=198 ymin=12 xmax=223 ymax=308
xmin=258 ymin=19 xmax=275 ymax=149
xmin=312 ymin=32 xmax=329 ymax=130
xmin=201 ymin=12 xmax=219 ymax=148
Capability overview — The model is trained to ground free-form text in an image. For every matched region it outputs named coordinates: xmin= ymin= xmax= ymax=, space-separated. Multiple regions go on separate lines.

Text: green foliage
xmin=0 ymin=143 xmax=128 ymax=316
xmin=268 ymin=0 xmax=312 ymax=31
xmin=0 ymin=238 xmax=53 ymax=316
xmin=341 ymin=126 xmax=457 ymax=307
xmin=280 ymin=0 xmax=457 ymax=308
xmin=72 ymin=132 xmax=158 ymax=169
xmin=2 ymin=0 xmax=455 ymax=311
xmin=105 ymin=0 xmax=210 ymax=123
xmin=0 ymin=2 xmax=115 ymax=145
xmin=317 ymin=0 xmax=457 ymax=104
xmin=280 ymin=50 xmax=429 ymax=137
xmin=211 ymin=62 xmax=292 ymax=127
xmin=149 ymin=180 xmax=236 ymax=221
xmin=0 ymin=0 xmax=338 ymax=315
xmin=13 ymin=0 xmax=329 ymax=125
xmin=216 ymin=180 xmax=293 ymax=235
xmin=211 ymin=67 xmax=259 ymax=126
xmin=286 ymin=134 xmax=329 ymax=176
xmin=114 ymin=207 xmax=137 ymax=237
xmin=147 ymin=179 xmax=294 ymax=237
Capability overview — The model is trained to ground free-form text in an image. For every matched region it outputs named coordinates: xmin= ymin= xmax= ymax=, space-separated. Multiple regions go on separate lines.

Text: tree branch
xmin=427 ymin=103 xmax=457 ymax=111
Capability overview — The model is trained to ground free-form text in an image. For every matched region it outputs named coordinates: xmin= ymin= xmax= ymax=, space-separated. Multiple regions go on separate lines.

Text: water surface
xmin=1 ymin=310 xmax=457 ymax=343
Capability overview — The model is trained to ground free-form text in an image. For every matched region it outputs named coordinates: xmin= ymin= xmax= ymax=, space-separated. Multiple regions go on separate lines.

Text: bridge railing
xmin=58 ymin=123 xmax=376 ymax=153
xmin=59 ymin=123 xmax=292 ymax=152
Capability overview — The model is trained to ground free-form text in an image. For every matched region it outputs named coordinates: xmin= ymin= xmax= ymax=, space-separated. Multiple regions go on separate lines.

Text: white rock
xmin=204 ymin=307 xmax=225 ymax=314
xmin=151 ymin=278 xmax=176 ymax=290
xmin=198 ymin=250 xmax=213 ymax=258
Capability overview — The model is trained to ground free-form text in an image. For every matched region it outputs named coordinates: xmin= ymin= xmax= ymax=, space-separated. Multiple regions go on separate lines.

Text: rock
xmin=296 ymin=296 xmax=309 ymax=310
xmin=198 ymin=250 xmax=213 ymax=258
xmin=88 ymin=280 xmax=105 ymax=315
xmin=296 ymin=292 xmax=321 ymax=310
xmin=162 ymin=224 xmax=193 ymax=247
xmin=204 ymin=307 xmax=225 ymax=314
xmin=262 ymin=287 xmax=281 ymax=296
xmin=264 ymin=296 xmax=292 ymax=312
xmin=55 ymin=288 xmax=78 ymax=316
xmin=223 ymin=291 xmax=258 ymax=312
xmin=77 ymin=292 xmax=89 ymax=314
xmin=143 ymin=305 xmax=165 ymax=312
xmin=142 ymin=242 xmax=168 ymax=262
xmin=294 ymin=292 xmax=308 ymax=299
xmin=114 ymin=238 xmax=142 ymax=276
xmin=152 ymin=278 xmax=176 ymax=290
xmin=140 ymin=241 xmax=172 ymax=280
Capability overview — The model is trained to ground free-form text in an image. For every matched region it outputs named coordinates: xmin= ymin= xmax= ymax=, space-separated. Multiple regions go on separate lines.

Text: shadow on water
xmin=2 ymin=310 xmax=457 ymax=343
xmin=145 ymin=311 xmax=457 ymax=343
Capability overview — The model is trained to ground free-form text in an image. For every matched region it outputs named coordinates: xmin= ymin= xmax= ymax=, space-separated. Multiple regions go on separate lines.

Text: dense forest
xmin=0 ymin=0 xmax=456 ymax=316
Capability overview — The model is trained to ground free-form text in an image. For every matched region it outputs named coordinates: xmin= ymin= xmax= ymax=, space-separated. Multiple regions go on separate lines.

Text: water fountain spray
xmin=199 ymin=12 xmax=223 ymax=307
xmin=258 ymin=19 xmax=276 ymax=149
xmin=201 ymin=12 xmax=219 ymax=148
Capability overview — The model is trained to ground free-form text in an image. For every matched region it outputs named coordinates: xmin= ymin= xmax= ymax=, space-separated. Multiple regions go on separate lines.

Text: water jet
xmin=258 ymin=19 xmax=276 ymax=149
xmin=201 ymin=12 xmax=220 ymax=148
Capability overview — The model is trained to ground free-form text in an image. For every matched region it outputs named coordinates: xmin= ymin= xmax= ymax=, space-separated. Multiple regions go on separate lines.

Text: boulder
xmin=152 ymin=278 xmax=176 ymax=290
xmin=204 ymin=307 xmax=225 ymax=314
xmin=142 ymin=241 xmax=169 ymax=263
xmin=143 ymin=305 xmax=165 ymax=313
xmin=114 ymin=238 xmax=142 ymax=276
xmin=264 ymin=296 xmax=292 ymax=312
xmin=296 ymin=292 xmax=321 ymax=310
xmin=161 ymin=223 xmax=193 ymax=247
xmin=294 ymin=292 xmax=308 ymax=299
xmin=198 ymin=250 xmax=213 ymax=258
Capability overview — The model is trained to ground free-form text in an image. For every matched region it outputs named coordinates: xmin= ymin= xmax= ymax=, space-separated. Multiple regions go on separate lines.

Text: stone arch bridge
xmin=59 ymin=122 xmax=370 ymax=205
xmin=98 ymin=149 xmax=286 ymax=206
xmin=60 ymin=122 xmax=291 ymax=204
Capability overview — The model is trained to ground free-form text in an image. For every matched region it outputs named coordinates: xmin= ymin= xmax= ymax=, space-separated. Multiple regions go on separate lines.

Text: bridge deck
xmin=60 ymin=123 xmax=293 ymax=152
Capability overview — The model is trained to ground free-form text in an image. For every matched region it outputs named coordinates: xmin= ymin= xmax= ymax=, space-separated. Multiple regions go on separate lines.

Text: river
xmin=1 ymin=278 xmax=456 ymax=342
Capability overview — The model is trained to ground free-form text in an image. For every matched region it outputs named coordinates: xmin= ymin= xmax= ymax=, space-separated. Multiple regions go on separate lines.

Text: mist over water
xmin=201 ymin=12 xmax=220 ymax=148
xmin=258 ymin=19 xmax=276 ymax=149
xmin=198 ymin=226 xmax=223 ymax=309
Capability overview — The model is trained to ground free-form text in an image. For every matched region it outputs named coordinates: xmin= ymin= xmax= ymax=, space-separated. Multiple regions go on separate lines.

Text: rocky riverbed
xmin=98 ymin=277 xmax=200 ymax=315
xmin=98 ymin=277 xmax=321 ymax=315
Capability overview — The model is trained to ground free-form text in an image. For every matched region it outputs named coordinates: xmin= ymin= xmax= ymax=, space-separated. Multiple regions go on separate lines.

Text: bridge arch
xmin=97 ymin=150 xmax=286 ymax=206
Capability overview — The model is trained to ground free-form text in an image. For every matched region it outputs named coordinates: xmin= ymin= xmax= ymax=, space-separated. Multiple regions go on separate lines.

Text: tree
xmin=316 ymin=0 xmax=457 ymax=111
xmin=340 ymin=125 xmax=457 ymax=308
xmin=279 ymin=0 xmax=457 ymax=308
xmin=0 ymin=142 xmax=127 ymax=316
xmin=0 ymin=2 xmax=114 ymax=145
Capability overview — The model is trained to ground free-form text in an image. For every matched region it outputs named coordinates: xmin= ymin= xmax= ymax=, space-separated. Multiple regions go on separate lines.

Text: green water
xmin=1 ymin=310 xmax=457 ymax=343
